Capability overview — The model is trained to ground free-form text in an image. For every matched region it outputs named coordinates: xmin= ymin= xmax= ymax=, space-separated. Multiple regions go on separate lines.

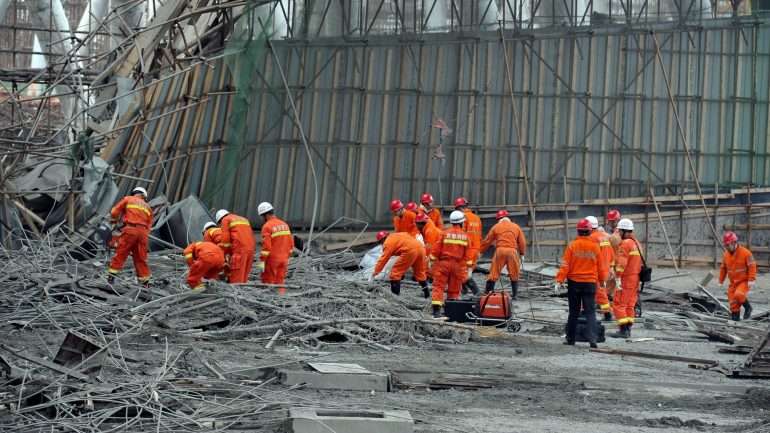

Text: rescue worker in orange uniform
xmin=390 ymin=199 xmax=419 ymax=237
xmin=555 ymin=218 xmax=608 ymax=347
xmin=416 ymin=213 xmax=442 ymax=258
xmin=202 ymin=222 xmax=228 ymax=280
xmin=107 ymin=186 xmax=152 ymax=287
xmin=183 ymin=241 xmax=225 ymax=292
xmin=586 ymin=215 xmax=615 ymax=321
xmin=719 ymin=231 xmax=756 ymax=321
xmin=370 ymin=231 xmax=429 ymax=297
xmin=480 ymin=210 xmax=526 ymax=298
xmin=419 ymin=193 xmax=443 ymax=228
xmin=454 ymin=197 xmax=481 ymax=295
xmin=215 ymin=209 xmax=256 ymax=283
xmin=257 ymin=202 xmax=294 ymax=290
xmin=610 ymin=218 xmax=642 ymax=338
xmin=430 ymin=211 xmax=474 ymax=318
xmin=605 ymin=209 xmax=622 ymax=298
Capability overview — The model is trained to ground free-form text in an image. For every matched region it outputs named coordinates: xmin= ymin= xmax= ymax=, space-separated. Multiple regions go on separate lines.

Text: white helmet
xmin=202 ymin=221 xmax=217 ymax=233
xmin=132 ymin=186 xmax=148 ymax=197
xmin=449 ymin=210 xmax=466 ymax=224
xmin=617 ymin=218 xmax=634 ymax=231
xmin=257 ymin=202 xmax=274 ymax=216
xmin=215 ymin=209 xmax=230 ymax=223
xmin=585 ymin=216 xmax=599 ymax=229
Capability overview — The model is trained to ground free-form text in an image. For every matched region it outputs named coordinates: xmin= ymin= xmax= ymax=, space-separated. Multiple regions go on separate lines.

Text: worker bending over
xmin=390 ymin=199 xmax=419 ymax=237
xmin=215 ymin=209 xmax=256 ymax=283
xmin=555 ymin=218 xmax=607 ymax=347
xmin=419 ymin=193 xmax=443 ymax=227
xmin=720 ymin=231 xmax=756 ymax=321
xmin=258 ymin=202 xmax=294 ymax=290
xmin=371 ymin=231 xmax=429 ymax=297
xmin=480 ymin=210 xmax=526 ymax=298
xmin=610 ymin=218 xmax=642 ymax=338
xmin=586 ymin=215 xmax=614 ymax=320
xmin=107 ymin=186 xmax=152 ymax=287
xmin=454 ymin=197 xmax=481 ymax=295
xmin=430 ymin=211 xmax=474 ymax=318
xmin=183 ymin=241 xmax=225 ymax=292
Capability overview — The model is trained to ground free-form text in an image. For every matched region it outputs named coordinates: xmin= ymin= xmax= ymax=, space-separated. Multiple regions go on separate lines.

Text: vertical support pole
xmin=747 ymin=183 xmax=752 ymax=250
xmin=713 ymin=182 xmax=719 ymax=268
xmin=563 ymin=175 xmax=569 ymax=246
xmin=644 ymin=191 xmax=649 ymax=258
xmin=678 ymin=189 xmax=684 ymax=268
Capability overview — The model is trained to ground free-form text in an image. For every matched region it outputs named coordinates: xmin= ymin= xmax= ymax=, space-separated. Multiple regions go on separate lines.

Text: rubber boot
xmin=510 ymin=281 xmax=518 ymax=299
xmin=743 ymin=300 xmax=753 ymax=320
xmin=107 ymin=274 xmax=115 ymax=284
xmin=390 ymin=280 xmax=401 ymax=296
xmin=432 ymin=304 xmax=442 ymax=318
xmin=626 ymin=324 xmax=632 ymax=338
xmin=142 ymin=280 xmax=150 ymax=289
xmin=603 ymin=312 xmax=613 ymax=322
xmin=731 ymin=312 xmax=741 ymax=321
xmin=464 ymin=278 xmax=480 ymax=296
xmin=485 ymin=280 xmax=496 ymax=293
xmin=609 ymin=325 xmax=629 ymax=339
xmin=419 ymin=280 xmax=430 ymax=299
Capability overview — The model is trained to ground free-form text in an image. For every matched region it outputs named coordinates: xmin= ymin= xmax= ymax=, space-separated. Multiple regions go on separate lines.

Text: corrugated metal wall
xmin=107 ymin=19 xmax=770 ymax=226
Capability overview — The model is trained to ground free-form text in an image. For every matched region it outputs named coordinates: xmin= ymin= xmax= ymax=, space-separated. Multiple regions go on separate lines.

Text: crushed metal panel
xmin=307 ymin=362 xmax=371 ymax=374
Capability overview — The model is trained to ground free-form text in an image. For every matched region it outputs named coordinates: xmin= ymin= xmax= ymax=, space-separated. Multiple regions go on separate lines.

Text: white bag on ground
xmin=357 ymin=244 xmax=397 ymax=281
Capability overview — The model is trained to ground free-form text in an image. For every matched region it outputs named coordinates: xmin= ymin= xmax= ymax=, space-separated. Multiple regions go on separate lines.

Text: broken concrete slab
xmin=150 ymin=195 xmax=213 ymax=249
xmin=287 ymin=407 xmax=413 ymax=433
xmin=280 ymin=369 xmax=390 ymax=392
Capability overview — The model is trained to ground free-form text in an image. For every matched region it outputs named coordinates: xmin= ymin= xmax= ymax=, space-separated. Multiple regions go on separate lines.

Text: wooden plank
xmin=589 ymin=347 xmax=718 ymax=366
xmin=743 ymin=327 xmax=770 ymax=368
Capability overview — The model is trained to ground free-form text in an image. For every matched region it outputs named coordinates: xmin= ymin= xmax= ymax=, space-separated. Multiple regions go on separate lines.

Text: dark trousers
xmin=566 ymin=280 xmax=597 ymax=344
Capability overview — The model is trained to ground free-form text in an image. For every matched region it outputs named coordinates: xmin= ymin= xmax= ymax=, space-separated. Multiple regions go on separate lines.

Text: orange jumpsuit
xmin=184 ymin=241 xmax=225 ymax=289
xmin=420 ymin=219 xmax=443 ymax=257
xmin=219 ymin=213 xmax=256 ymax=283
xmin=260 ymin=216 xmax=294 ymax=285
xmin=462 ymin=209 xmax=482 ymax=268
xmin=719 ymin=245 xmax=756 ymax=314
xmin=393 ymin=210 xmax=420 ymax=237
xmin=374 ymin=232 xmax=427 ymax=282
xmin=108 ymin=195 xmax=152 ymax=282
xmin=555 ymin=236 xmax=608 ymax=285
xmin=204 ymin=226 xmax=228 ymax=279
xmin=590 ymin=230 xmax=615 ymax=313
xmin=430 ymin=227 xmax=473 ymax=306
xmin=613 ymin=237 xmax=642 ymax=326
xmin=420 ymin=205 xmax=443 ymax=228
xmin=480 ymin=219 xmax=526 ymax=282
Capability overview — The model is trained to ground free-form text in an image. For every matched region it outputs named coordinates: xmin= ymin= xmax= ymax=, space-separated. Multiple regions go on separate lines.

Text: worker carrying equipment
xmin=184 ymin=241 xmax=225 ymax=291
xmin=419 ymin=193 xmax=443 ymax=228
xmin=107 ymin=187 xmax=152 ymax=287
xmin=454 ymin=196 xmax=481 ymax=295
xmin=586 ymin=215 xmax=615 ymax=321
xmin=720 ymin=231 xmax=756 ymax=321
xmin=430 ymin=211 xmax=474 ymax=318
xmin=610 ymin=218 xmax=642 ymax=338
xmin=391 ymin=199 xmax=419 ymax=237
xmin=371 ymin=232 xmax=428 ymax=296
xmin=555 ymin=218 xmax=608 ymax=348
xmin=258 ymin=202 xmax=294 ymax=291
xmin=480 ymin=209 xmax=526 ymax=298
xmin=216 ymin=209 xmax=256 ymax=283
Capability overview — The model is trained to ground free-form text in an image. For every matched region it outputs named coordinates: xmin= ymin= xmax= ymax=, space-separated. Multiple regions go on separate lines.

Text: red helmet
xmin=606 ymin=209 xmax=621 ymax=221
xmin=454 ymin=197 xmax=468 ymax=208
xmin=405 ymin=202 xmax=418 ymax=212
xmin=576 ymin=218 xmax=592 ymax=232
xmin=376 ymin=231 xmax=389 ymax=242
xmin=496 ymin=209 xmax=509 ymax=220
xmin=389 ymin=199 xmax=404 ymax=212
xmin=723 ymin=231 xmax=738 ymax=246
xmin=420 ymin=193 xmax=434 ymax=205
xmin=415 ymin=213 xmax=428 ymax=223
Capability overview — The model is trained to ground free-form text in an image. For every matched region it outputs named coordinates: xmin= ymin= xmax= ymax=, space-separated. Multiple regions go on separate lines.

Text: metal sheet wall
xmin=108 ymin=19 xmax=770 ymax=226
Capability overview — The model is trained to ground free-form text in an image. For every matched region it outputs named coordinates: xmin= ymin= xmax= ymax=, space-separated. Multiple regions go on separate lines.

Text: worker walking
xmin=183 ymin=241 xmax=225 ymax=292
xmin=371 ymin=231 xmax=429 ymax=297
xmin=586 ymin=215 xmax=614 ymax=321
xmin=555 ymin=218 xmax=608 ymax=348
xmin=215 ymin=209 xmax=256 ymax=283
xmin=257 ymin=202 xmax=294 ymax=290
xmin=390 ymin=199 xmax=419 ymax=237
xmin=419 ymin=193 xmax=443 ymax=228
xmin=430 ymin=211 xmax=474 ymax=318
xmin=610 ymin=218 xmax=642 ymax=338
xmin=480 ymin=210 xmax=526 ymax=298
xmin=720 ymin=231 xmax=756 ymax=321
xmin=107 ymin=186 xmax=152 ymax=287
xmin=454 ymin=197 xmax=481 ymax=295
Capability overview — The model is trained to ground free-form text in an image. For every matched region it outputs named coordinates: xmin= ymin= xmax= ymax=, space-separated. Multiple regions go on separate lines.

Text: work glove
xmin=749 ymin=281 xmax=756 ymax=289
xmin=367 ymin=273 xmax=375 ymax=283
xmin=256 ymin=261 xmax=265 ymax=272
xmin=467 ymin=267 xmax=474 ymax=277
xmin=553 ymin=282 xmax=562 ymax=295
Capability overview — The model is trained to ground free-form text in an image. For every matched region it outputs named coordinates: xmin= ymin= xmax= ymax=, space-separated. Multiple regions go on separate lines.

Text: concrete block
xmin=288 ymin=407 xmax=413 ymax=433
xmin=280 ymin=369 xmax=390 ymax=392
